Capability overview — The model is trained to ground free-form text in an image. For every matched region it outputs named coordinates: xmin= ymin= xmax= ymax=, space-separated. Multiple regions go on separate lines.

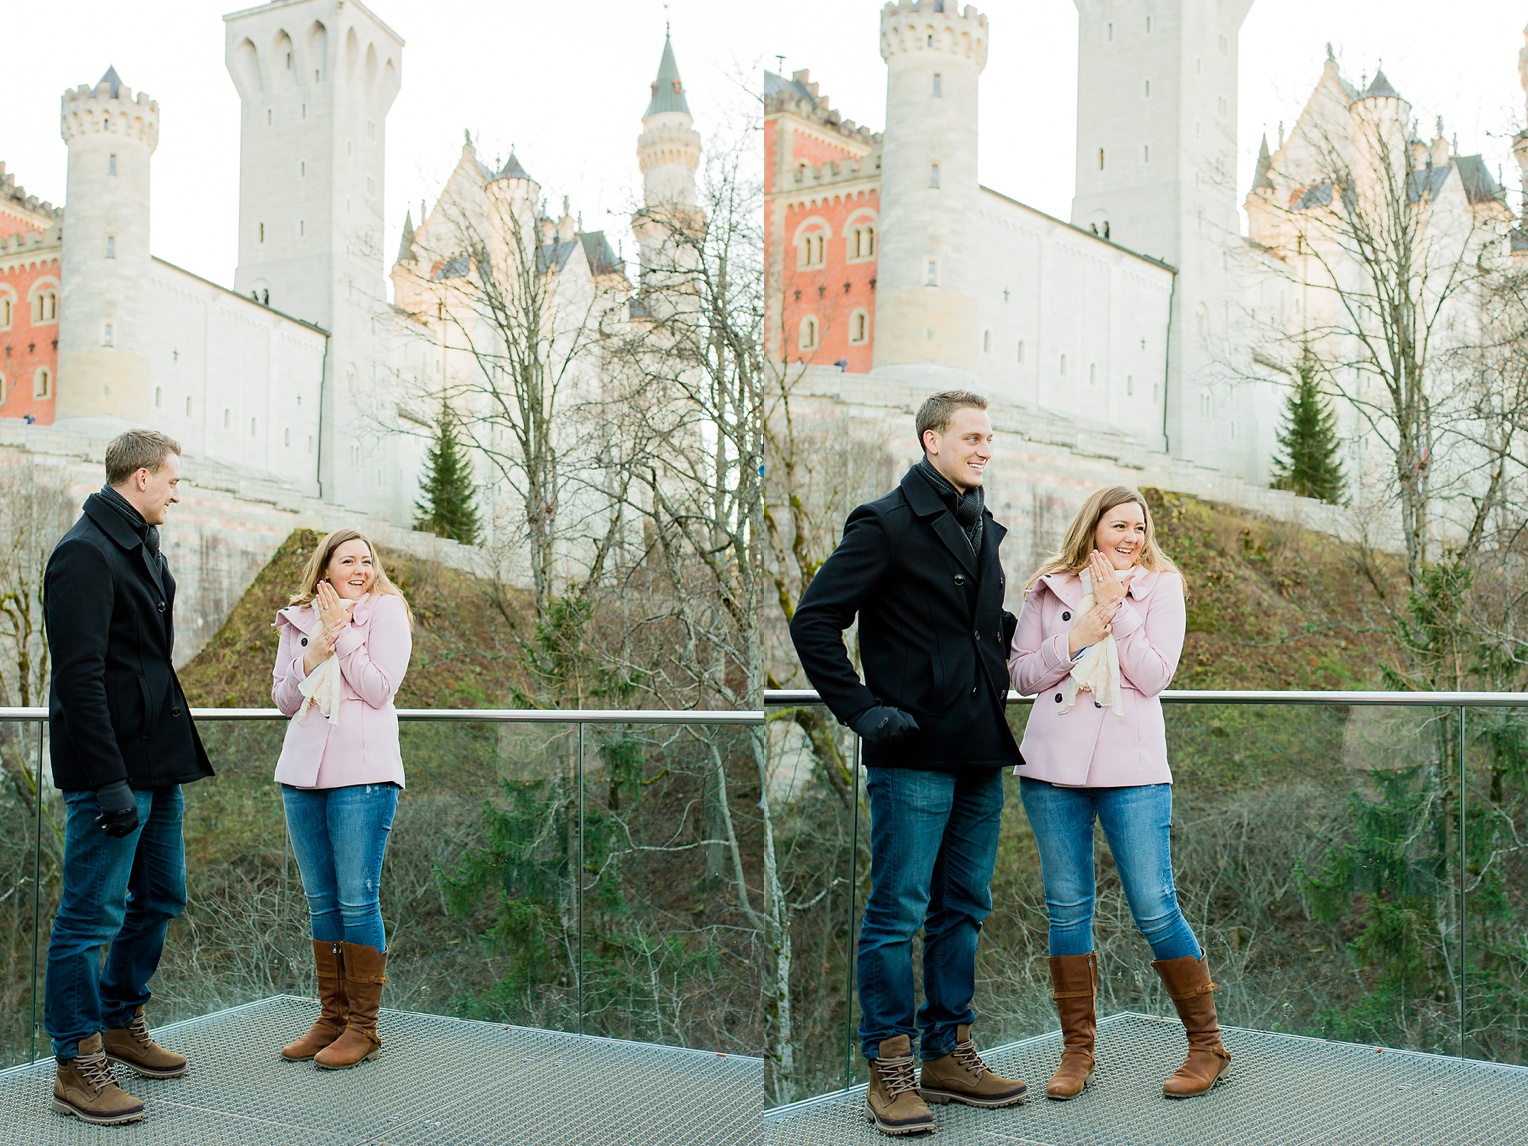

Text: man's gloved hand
xmin=848 ymin=705 xmax=921 ymax=746
xmin=94 ymin=780 xmax=140 ymax=838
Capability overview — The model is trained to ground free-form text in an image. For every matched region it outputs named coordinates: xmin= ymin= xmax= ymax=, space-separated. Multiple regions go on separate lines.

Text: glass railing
xmin=763 ymin=689 xmax=1528 ymax=1106
xmin=0 ymin=706 xmax=763 ymax=1070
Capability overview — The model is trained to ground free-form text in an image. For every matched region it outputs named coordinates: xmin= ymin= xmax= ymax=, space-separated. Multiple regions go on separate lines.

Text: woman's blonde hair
xmin=1025 ymin=486 xmax=1180 ymax=589
xmin=289 ymin=528 xmax=414 ymax=627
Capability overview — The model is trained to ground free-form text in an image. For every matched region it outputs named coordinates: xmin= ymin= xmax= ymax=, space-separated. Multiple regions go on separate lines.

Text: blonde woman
xmin=270 ymin=529 xmax=413 ymax=1069
xmin=1008 ymin=487 xmax=1229 ymax=1102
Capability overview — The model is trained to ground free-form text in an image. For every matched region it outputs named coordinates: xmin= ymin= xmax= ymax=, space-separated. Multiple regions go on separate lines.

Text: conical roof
xmin=1251 ymin=134 xmax=1274 ymax=193
xmin=396 ymin=210 xmax=416 ymax=263
xmin=497 ymin=150 xmax=534 ymax=183
xmin=1358 ymin=68 xmax=1402 ymax=102
xmin=99 ymin=66 xmax=122 ymax=98
xmin=644 ymin=34 xmax=691 ymax=118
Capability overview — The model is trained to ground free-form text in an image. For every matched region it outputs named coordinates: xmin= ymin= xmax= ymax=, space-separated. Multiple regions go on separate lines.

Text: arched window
xmin=33 ymin=367 xmax=51 ymax=399
xmin=845 ymin=218 xmax=878 ymax=262
xmin=849 ymin=310 xmax=870 ymax=345
xmin=0 ymin=293 xmax=12 ymax=329
xmin=799 ymin=316 xmax=820 ymax=351
xmin=796 ymin=225 xmax=828 ymax=270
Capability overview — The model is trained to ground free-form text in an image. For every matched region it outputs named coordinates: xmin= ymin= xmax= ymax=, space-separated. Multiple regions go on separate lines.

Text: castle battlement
xmin=787 ymin=148 xmax=883 ymax=191
xmin=765 ymin=70 xmax=880 ymax=148
xmin=0 ymin=163 xmax=61 ymax=221
xmin=60 ymin=70 xmax=160 ymax=148
xmin=880 ymin=0 xmax=988 ymax=67
xmin=0 ymin=226 xmax=63 ymax=254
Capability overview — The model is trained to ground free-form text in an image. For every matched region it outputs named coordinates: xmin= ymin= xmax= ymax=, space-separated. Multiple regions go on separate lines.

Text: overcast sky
xmin=9 ymin=1 xmax=1528 ymax=293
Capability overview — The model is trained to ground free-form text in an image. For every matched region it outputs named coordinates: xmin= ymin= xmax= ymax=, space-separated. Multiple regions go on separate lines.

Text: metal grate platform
xmin=0 ymin=995 xmax=761 ymax=1145
xmin=765 ymin=1011 xmax=1528 ymax=1146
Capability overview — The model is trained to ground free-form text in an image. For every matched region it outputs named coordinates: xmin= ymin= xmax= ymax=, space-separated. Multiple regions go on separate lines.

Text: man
xmin=790 ymin=391 xmax=1026 ymax=1136
xmin=44 ymin=429 xmax=213 ymax=1125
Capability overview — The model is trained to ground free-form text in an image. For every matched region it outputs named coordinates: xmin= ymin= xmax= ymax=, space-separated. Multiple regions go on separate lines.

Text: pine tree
xmin=1271 ymin=348 xmax=1345 ymax=504
xmin=414 ymin=405 xmax=480 ymax=544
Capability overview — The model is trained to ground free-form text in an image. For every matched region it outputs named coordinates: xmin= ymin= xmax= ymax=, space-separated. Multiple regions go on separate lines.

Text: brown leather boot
xmin=282 ymin=940 xmax=350 ymax=1061
xmin=101 ymin=1006 xmax=188 ymax=1079
xmin=864 ymin=1035 xmax=934 ymax=1136
xmin=919 ymin=1024 xmax=1028 ymax=1108
xmin=314 ymin=942 xmax=387 ymax=1070
xmin=1046 ymin=952 xmax=1097 ymax=1100
xmin=1153 ymin=953 xmax=1232 ymax=1098
xmin=53 ymin=1033 xmax=145 ymax=1125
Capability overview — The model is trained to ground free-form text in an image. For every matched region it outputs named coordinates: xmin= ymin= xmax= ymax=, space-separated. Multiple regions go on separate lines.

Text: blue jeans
xmin=281 ymin=783 xmax=398 ymax=951
xmin=858 ymin=766 xmax=1004 ymax=1062
xmin=46 ymin=786 xmax=187 ymax=1060
xmin=1019 ymin=778 xmax=1200 ymax=961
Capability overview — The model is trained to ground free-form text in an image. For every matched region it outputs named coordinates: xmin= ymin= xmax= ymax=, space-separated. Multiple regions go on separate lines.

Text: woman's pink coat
xmin=270 ymin=593 xmax=411 ymax=789
xmin=1007 ymin=569 xmax=1185 ymax=787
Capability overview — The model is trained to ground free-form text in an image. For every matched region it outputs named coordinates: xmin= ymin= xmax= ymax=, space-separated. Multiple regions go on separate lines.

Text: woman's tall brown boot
xmin=1046 ymin=952 xmax=1097 ymax=1100
xmin=281 ymin=940 xmax=349 ymax=1061
xmin=314 ymin=943 xmax=388 ymax=1070
xmin=1152 ymin=953 xmax=1231 ymax=1098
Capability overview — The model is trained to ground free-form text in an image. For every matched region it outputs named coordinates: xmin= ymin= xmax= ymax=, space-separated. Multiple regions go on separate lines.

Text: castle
xmin=764 ymin=0 xmax=1525 ymax=561
xmin=0 ymin=0 xmax=697 ymax=529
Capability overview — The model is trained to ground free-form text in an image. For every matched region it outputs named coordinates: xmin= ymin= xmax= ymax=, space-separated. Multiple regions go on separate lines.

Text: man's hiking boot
xmin=53 ymin=1034 xmax=145 ymax=1125
xmin=102 ymin=1006 xmax=188 ymax=1079
xmin=919 ymin=1024 xmax=1028 ymax=1108
xmin=865 ymin=1035 xmax=934 ymax=1136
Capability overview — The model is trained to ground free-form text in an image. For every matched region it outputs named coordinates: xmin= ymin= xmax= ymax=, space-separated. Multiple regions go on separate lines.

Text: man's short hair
xmin=915 ymin=390 xmax=989 ymax=451
xmin=105 ymin=429 xmax=182 ymax=487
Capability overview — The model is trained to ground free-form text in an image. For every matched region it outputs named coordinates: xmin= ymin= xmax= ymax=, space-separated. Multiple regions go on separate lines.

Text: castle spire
xmin=644 ymin=32 xmax=691 ymax=119
xmin=1251 ymin=134 xmax=1274 ymax=193
xmin=99 ymin=65 xmax=122 ymax=98
xmin=396 ymin=209 xmax=415 ymax=264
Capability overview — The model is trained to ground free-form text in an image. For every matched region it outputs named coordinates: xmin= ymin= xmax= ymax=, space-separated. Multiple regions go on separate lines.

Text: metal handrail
xmin=764 ymin=688 xmax=1528 ymax=708
xmin=0 ymin=707 xmax=763 ymax=725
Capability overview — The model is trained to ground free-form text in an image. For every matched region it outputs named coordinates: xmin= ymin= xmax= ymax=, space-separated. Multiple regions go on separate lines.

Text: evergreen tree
xmin=1271 ymin=348 xmax=1345 ymax=504
xmin=414 ymin=405 xmax=480 ymax=544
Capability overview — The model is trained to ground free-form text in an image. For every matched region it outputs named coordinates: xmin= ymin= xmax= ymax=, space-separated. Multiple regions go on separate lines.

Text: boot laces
xmin=124 ymin=1013 xmax=156 ymax=1050
xmin=952 ymin=1038 xmax=990 ymax=1082
xmin=75 ymin=1050 xmax=118 ymax=1095
xmin=874 ymin=1051 xmax=920 ymax=1098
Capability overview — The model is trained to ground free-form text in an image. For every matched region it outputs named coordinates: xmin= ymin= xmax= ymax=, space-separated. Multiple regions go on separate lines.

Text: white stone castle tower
xmin=872 ymin=0 xmax=988 ymax=385
xmin=1070 ymin=0 xmax=1254 ymax=467
xmin=223 ymin=0 xmax=402 ymax=513
xmin=633 ymin=32 xmax=703 ymax=306
xmin=57 ymin=67 xmax=159 ymax=422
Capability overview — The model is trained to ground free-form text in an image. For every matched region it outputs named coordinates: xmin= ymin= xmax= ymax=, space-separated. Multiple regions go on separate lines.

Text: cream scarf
xmin=1058 ymin=568 xmax=1129 ymax=718
xmin=294 ymin=603 xmax=351 ymax=727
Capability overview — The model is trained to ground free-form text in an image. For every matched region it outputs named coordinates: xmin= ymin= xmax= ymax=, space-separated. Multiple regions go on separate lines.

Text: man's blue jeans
xmin=1018 ymin=777 xmax=1200 ymax=961
xmin=281 ymin=783 xmax=398 ymax=951
xmin=858 ymin=765 xmax=1004 ymax=1062
xmin=45 ymin=786 xmax=187 ymax=1061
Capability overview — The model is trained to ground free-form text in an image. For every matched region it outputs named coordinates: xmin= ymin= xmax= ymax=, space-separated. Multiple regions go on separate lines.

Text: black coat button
xmin=1061 ymin=611 xmax=1071 ymax=622
xmin=954 ymin=574 xmax=966 ymax=585
xmin=300 ymin=637 xmax=308 ymax=646
xmin=157 ymin=601 xmax=166 ymax=613
xmin=1094 ymin=701 xmax=1102 ymax=709
xmin=970 ymin=685 xmax=978 ymax=696
xmin=1054 ymin=693 xmax=1063 ymax=703
xmin=171 ymin=707 xmax=182 ymax=717
xmin=974 ymin=630 xmax=981 ymax=641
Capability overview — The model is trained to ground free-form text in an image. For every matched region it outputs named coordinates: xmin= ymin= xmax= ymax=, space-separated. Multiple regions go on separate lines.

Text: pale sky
xmin=8 ymin=1 xmax=1528 ymax=293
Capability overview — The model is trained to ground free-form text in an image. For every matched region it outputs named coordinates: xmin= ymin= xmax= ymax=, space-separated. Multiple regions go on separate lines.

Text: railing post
xmin=577 ymin=721 xmax=586 ymax=1038
xmin=1458 ymin=704 xmax=1467 ymax=1059
xmin=846 ymin=734 xmax=861 ymax=1093
xmin=31 ymin=718 xmax=44 ymax=1067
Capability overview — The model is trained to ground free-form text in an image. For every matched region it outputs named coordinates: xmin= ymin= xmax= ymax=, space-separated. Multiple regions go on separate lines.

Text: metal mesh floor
xmin=765 ymin=1011 xmax=1528 ymax=1145
xmin=0 ymin=995 xmax=761 ymax=1145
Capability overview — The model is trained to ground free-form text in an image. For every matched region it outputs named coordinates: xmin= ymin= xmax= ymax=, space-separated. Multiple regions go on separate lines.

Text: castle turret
xmin=56 ymin=67 xmax=159 ymax=422
xmin=871 ymin=0 xmax=987 ymax=384
xmin=634 ymin=32 xmax=703 ymax=292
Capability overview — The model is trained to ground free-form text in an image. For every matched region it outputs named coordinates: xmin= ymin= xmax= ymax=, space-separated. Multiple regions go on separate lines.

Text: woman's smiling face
xmin=324 ymin=538 xmax=375 ymax=600
xmin=1094 ymin=501 xmax=1147 ymax=570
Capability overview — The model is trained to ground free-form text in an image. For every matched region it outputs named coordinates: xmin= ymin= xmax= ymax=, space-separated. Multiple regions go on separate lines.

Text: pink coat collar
xmin=1037 ymin=568 xmax=1164 ymax=607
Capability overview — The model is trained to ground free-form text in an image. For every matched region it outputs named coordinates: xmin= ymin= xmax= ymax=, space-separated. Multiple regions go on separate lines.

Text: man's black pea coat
xmin=789 ymin=467 xmax=1022 ymax=773
xmin=44 ymin=495 xmax=214 ymax=791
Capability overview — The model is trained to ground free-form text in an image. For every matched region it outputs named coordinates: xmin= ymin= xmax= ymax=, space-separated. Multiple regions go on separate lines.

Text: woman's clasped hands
xmin=1066 ymin=551 xmax=1127 ymax=657
xmin=302 ymin=580 xmax=353 ymax=673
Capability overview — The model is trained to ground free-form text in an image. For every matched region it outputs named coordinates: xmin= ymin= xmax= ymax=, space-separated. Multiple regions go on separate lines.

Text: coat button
xmin=1054 ymin=693 xmax=1063 ymax=703
xmin=157 ymin=601 xmax=166 ymax=612
xmin=974 ymin=630 xmax=981 ymax=641
xmin=1094 ymin=701 xmax=1102 ymax=709
xmin=300 ymin=637 xmax=308 ymax=646
xmin=954 ymin=574 xmax=966 ymax=585
xmin=171 ymin=707 xmax=182 ymax=717
xmin=1061 ymin=611 xmax=1071 ymax=622
xmin=970 ymin=685 xmax=978 ymax=696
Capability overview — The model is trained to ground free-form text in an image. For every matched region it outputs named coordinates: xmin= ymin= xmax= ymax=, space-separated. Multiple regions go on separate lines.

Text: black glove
xmin=848 ymin=706 xmax=921 ymax=746
xmin=94 ymin=780 xmax=140 ymax=838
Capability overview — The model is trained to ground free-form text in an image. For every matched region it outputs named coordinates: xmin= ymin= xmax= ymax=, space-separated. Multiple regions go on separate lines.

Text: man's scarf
xmin=97 ymin=484 xmax=164 ymax=565
xmin=915 ymin=458 xmax=984 ymax=556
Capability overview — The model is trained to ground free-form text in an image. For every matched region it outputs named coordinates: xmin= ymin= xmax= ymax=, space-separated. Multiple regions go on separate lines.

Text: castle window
xmin=300 ymin=160 xmax=306 ymax=177
xmin=103 ymin=323 xmax=114 ymax=347
xmin=1059 ymin=354 xmax=1068 ymax=376
xmin=849 ymin=309 xmax=870 ymax=344
xmin=0 ymin=295 xmax=11 ymax=329
xmin=1200 ymin=390 xmax=1212 ymax=418
xmin=929 ymin=164 xmax=940 ymax=189
xmin=223 ymin=408 xmax=231 ymax=430
xmin=926 ymin=260 xmax=938 ymax=286
xmin=927 ymin=34 xmax=933 ymax=47
xmin=1099 ymin=148 xmax=1105 ymax=171
xmin=1143 ymin=144 xmax=1150 ymax=164
xmin=983 ymin=329 xmax=992 ymax=353
xmin=1146 ymin=15 xmax=1152 ymax=33
xmin=1220 ymin=33 xmax=1229 ymax=54
xmin=32 ymin=289 xmax=58 ymax=324
xmin=266 ymin=108 xmax=273 ymax=127
xmin=33 ymin=367 xmax=51 ymax=399
xmin=314 ymin=70 xmax=320 ymax=82
xmin=103 ymin=115 xmax=110 ymax=132
xmin=347 ymin=140 xmax=353 ymax=157
xmin=251 ymin=417 xmax=258 ymax=437
xmin=284 ymin=427 xmax=291 ymax=447
xmin=1089 ymin=362 xmax=1097 ymax=385
xmin=367 ymin=175 xmax=375 ymax=196
xmin=1152 ymin=383 xmax=1159 ymax=403
xmin=799 ymin=316 xmax=820 ymax=351
xmin=1144 ymin=79 xmax=1151 ymax=98
xmin=847 ymin=221 xmax=877 ymax=261
xmin=932 ymin=73 xmax=942 ymax=97
xmin=1197 ymin=56 xmax=1203 ymax=75
xmin=308 ymin=435 xmax=314 ymax=453
xmin=185 ymin=396 xmax=193 ymax=417
xmin=108 ymin=154 xmax=117 ymax=175
xmin=368 ymin=120 xmax=376 ymax=140
xmin=299 ymin=220 xmax=305 ymax=237
xmin=0 ymin=372 xmax=6 ymax=403
xmin=1218 ymin=96 xmax=1228 ymax=117
xmin=285 ymin=51 xmax=292 ymax=70
xmin=259 ymin=223 xmax=265 ymax=243
xmin=302 ymin=103 xmax=308 ymax=119
xmin=105 ymin=236 xmax=116 ymax=259
xmin=1127 ymin=374 xmax=1134 ymax=396
xmin=798 ymin=230 xmax=827 ymax=269
xmin=1107 ymin=22 xmax=1113 ymax=42
xmin=1017 ymin=340 xmax=1025 ymax=364
xmin=154 ymin=386 xmax=162 ymax=409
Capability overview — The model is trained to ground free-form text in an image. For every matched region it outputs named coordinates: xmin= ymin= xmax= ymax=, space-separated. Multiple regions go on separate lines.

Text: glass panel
xmin=0 ymin=718 xmax=48 ymax=1067
xmin=1463 ymin=704 xmax=1528 ymax=1064
xmin=577 ymin=722 xmax=764 ymax=1060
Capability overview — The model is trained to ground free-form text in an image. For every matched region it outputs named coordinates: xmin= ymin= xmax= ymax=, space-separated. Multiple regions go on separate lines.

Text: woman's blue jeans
xmin=1018 ymin=777 xmax=1200 ymax=962
xmin=281 ymin=783 xmax=398 ymax=951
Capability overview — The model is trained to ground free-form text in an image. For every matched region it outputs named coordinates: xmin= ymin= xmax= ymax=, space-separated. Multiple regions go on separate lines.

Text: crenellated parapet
xmin=0 ymin=163 xmax=62 ymax=222
xmin=765 ymin=70 xmax=880 ymax=149
xmin=783 ymin=147 xmax=883 ymax=196
xmin=0 ymin=225 xmax=64 ymax=255
xmin=879 ymin=0 xmax=988 ymax=70
xmin=60 ymin=70 xmax=160 ymax=151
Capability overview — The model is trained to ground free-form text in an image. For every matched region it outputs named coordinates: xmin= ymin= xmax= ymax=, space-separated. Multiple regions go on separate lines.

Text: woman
xmin=1008 ymin=486 xmax=1229 ymax=1101
xmin=270 ymin=528 xmax=412 ymax=1069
